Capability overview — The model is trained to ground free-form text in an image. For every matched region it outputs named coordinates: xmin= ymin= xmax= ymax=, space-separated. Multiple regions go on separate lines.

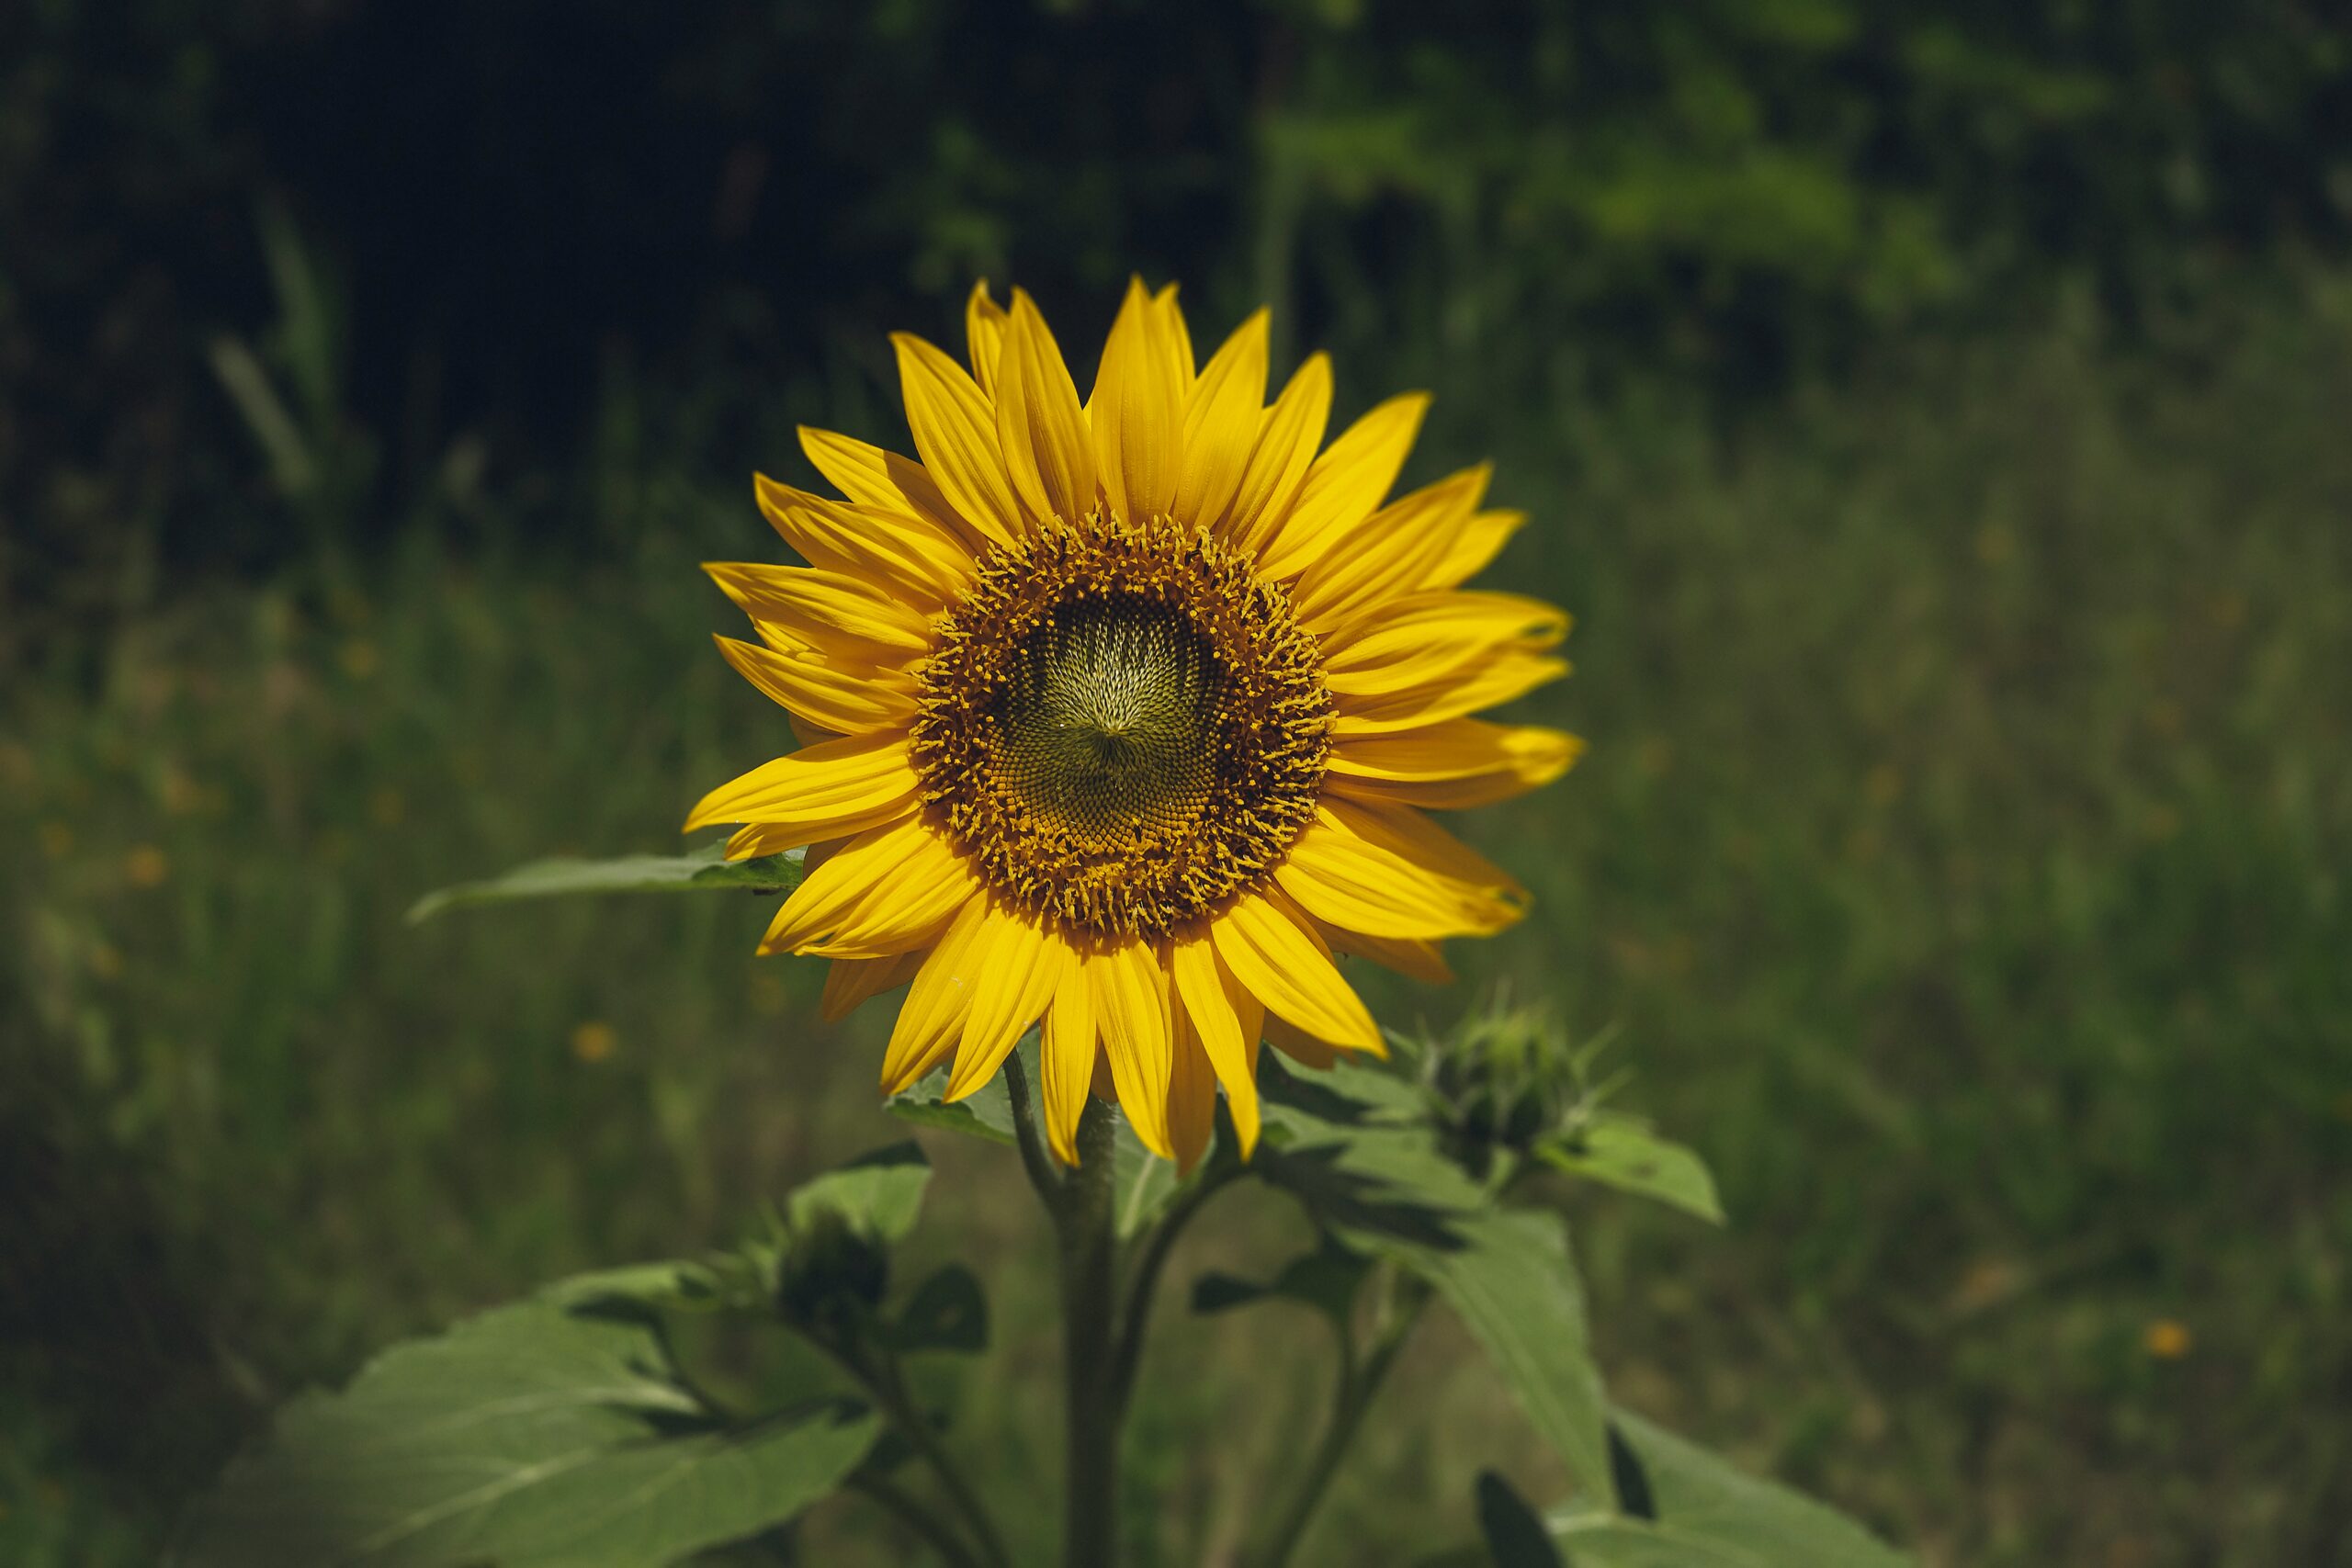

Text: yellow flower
xmin=691 ymin=280 xmax=1579 ymax=1168
xmin=570 ymin=1021 xmax=618 ymax=1064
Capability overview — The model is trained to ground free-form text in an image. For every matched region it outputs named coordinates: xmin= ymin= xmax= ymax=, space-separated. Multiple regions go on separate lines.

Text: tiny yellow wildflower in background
xmin=88 ymin=942 xmax=125 ymax=980
xmin=2142 ymin=1318 xmax=2192 ymax=1359
xmin=570 ymin=1021 xmax=617 ymax=1063
xmin=1863 ymin=763 xmax=1904 ymax=807
xmin=40 ymin=821 xmax=75 ymax=858
xmin=338 ymin=638 xmax=381 ymax=680
xmin=126 ymin=845 xmax=170 ymax=887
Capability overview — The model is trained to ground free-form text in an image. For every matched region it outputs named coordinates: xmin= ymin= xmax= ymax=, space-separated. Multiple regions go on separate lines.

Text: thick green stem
xmin=1250 ymin=1271 xmax=1433 ymax=1568
xmin=1057 ymin=1100 xmax=1122 ymax=1568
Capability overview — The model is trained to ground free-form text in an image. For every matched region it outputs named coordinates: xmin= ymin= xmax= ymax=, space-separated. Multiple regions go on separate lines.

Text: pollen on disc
xmin=910 ymin=513 xmax=1330 ymax=938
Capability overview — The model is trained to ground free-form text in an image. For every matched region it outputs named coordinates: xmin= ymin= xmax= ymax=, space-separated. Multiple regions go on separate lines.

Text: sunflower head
xmin=689 ymin=278 xmax=1582 ymax=1170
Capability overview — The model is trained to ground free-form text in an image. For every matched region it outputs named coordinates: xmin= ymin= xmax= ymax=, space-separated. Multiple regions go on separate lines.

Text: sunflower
xmin=690 ymin=280 xmax=1580 ymax=1169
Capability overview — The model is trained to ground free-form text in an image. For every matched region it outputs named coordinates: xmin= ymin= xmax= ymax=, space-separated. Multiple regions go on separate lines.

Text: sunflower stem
xmin=1056 ymin=1099 xmax=1122 ymax=1567
xmin=1001 ymin=1047 xmax=1062 ymax=1207
xmin=1250 ymin=1269 xmax=1433 ymax=1568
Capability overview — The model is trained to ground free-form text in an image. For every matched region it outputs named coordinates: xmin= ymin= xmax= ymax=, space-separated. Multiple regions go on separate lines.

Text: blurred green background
xmin=5 ymin=2 xmax=2350 ymax=1563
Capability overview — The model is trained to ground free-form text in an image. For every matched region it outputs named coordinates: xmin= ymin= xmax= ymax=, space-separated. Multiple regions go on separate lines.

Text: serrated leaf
xmin=1383 ymin=1210 xmax=1614 ymax=1512
xmin=891 ymin=1265 xmax=988 ymax=1354
xmin=406 ymin=841 xmax=801 ymax=924
xmin=786 ymin=1142 xmax=932 ymax=1247
xmin=176 ymin=1299 xmax=878 ymax=1568
xmin=1476 ymin=1471 xmax=1564 ymax=1567
xmin=1541 ymin=1120 xmax=1724 ymax=1224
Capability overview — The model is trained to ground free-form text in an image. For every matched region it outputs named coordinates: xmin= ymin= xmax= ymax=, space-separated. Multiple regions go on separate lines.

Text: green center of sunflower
xmin=994 ymin=600 xmax=1221 ymax=845
xmin=910 ymin=513 xmax=1331 ymax=939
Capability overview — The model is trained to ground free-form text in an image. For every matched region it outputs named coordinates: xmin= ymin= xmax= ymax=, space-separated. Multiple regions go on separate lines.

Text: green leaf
xmin=1190 ymin=1239 xmax=1371 ymax=1324
xmin=1540 ymin=1119 xmax=1724 ymax=1224
xmin=786 ymin=1141 xmax=932 ymax=1247
xmin=1476 ymin=1471 xmax=1564 ymax=1567
xmin=1383 ymin=1210 xmax=1615 ymax=1513
xmin=537 ymin=1259 xmax=739 ymax=1314
xmin=885 ymin=1058 xmax=1017 ymax=1146
xmin=1540 ymin=1412 xmax=1909 ymax=1568
xmin=890 ymin=1265 xmax=988 ymax=1355
xmin=176 ymin=1299 xmax=878 ymax=1568
xmin=405 ymin=841 xmax=801 ymax=924
xmin=1250 ymin=1056 xmax=1617 ymax=1510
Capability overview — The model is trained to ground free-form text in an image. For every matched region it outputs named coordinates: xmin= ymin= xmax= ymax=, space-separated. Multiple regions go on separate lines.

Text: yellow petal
xmin=1089 ymin=276 xmax=1182 ymax=523
xmin=821 ymin=950 xmax=924 ymax=1022
xmin=967 ymin=279 xmax=1008 ymax=399
xmin=1420 ymin=507 xmax=1527 ymax=590
xmin=1172 ymin=309 xmax=1269 ymax=531
xmin=713 ymin=635 xmax=916 ymax=736
xmin=1323 ymin=923 xmax=1455 ymax=986
xmin=1152 ymin=282 xmax=1196 ymax=392
xmin=1225 ymin=352 xmax=1331 ymax=550
xmin=759 ymin=818 xmax=974 ymax=959
xmin=995 ymin=289 xmax=1098 ymax=526
xmin=1255 ymin=391 xmax=1430 ymax=581
xmin=1325 ymin=720 xmax=1585 ymax=809
xmin=1089 ymin=939 xmax=1172 ymax=1158
xmin=949 ymin=910 xmax=1065 ymax=1100
xmin=1171 ymin=931 xmax=1258 ymax=1156
xmin=1322 ymin=591 xmax=1569 ymax=694
xmin=1274 ymin=805 xmax=1519 ymax=941
xmin=1322 ymin=793 xmax=1527 ymax=908
xmin=704 ymin=562 xmax=934 ymax=662
xmin=796 ymin=426 xmax=977 ymax=553
xmin=880 ymin=898 xmax=993 ymax=1093
xmin=1169 ymin=1008 xmax=1217 ymax=1176
xmin=1042 ymin=968 xmax=1098 ymax=1166
xmin=684 ymin=731 xmax=919 ymax=840
xmin=891 ymin=332 xmax=1023 ymax=547
xmin=752 ymin=474 xmax=973 ymax=606
xmin=1210 ymin=891 xmax=1382 ymax=1054
xmin=1332 ymin=649 xmax=1570 ymax=735
xmin=1288 ymin=464 xmax=1488 ymax=632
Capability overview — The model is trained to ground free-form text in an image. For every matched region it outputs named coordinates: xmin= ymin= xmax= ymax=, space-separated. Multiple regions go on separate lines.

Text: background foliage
xmin=4 ymin=1 xmax=2349 ymax=1564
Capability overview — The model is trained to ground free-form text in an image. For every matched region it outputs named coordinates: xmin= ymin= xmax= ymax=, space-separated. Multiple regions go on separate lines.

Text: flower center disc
xmin=911 ymin=514 xmax=1331 ymax=939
